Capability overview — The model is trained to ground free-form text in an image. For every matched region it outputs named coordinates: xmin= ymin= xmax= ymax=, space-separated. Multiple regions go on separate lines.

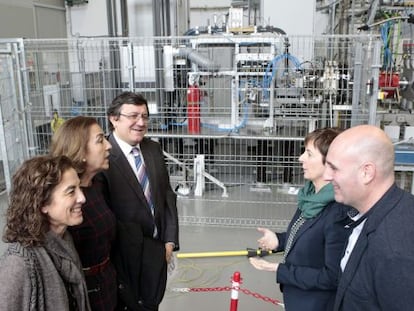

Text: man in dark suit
xmin=96 ymin=92 xmax=179 ymax=311
xmin=324 ymin=125 xmax=414 ymax=311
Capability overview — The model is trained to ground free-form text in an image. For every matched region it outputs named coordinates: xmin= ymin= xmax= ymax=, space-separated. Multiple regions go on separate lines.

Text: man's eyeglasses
xmin=119 ymin=113 xmax=149 ymax=122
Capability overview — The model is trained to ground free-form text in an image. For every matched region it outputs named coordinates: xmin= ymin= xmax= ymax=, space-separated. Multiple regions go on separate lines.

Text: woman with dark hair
xmin=250 ymin=127 xmax=350 ymax=311
xmin=50 ymin=116 xmax=116 ymax=311
xmin=0 ymin=155 xmax=90 ymax=310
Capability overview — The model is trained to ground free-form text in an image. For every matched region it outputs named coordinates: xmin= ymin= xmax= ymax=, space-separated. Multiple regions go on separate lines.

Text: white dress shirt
xmin=112 ymin=133 xmax=143 ymax=181
xmin=340 ymin=213 xmax=367 ymax=271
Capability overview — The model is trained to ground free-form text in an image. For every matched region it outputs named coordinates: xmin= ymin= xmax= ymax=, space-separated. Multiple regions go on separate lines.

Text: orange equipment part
xmin=187 ymin=84 xmax=201 ymax=134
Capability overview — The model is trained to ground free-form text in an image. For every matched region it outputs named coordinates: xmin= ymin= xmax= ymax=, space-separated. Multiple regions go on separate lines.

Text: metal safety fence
xmin=0 ymin=34 xmax=385 ymax=227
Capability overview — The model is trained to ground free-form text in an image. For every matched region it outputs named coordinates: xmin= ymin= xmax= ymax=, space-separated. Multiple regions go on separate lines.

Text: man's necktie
xmin=344 ymin=207 xmax=371 ymax=229
xmin=131 ymin=147 xmax=154 ymax=216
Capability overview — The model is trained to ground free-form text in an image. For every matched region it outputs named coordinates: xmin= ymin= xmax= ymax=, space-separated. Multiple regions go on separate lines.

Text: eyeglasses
xmin=119 ymin=113 xmax=149 ymax=122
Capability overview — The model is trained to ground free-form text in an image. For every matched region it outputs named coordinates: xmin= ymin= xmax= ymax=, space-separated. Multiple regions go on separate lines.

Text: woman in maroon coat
xmin=51 ymin=116 xmax=117 ymax=311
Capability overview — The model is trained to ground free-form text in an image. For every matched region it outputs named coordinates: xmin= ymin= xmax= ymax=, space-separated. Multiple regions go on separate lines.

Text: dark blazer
xmin=334 ymin=184 xmax=414 ymax=311
xmin=96 ymin=134 xmax=179 ymax=310
xmin=276 ymin=202 xmax=350 ymax=311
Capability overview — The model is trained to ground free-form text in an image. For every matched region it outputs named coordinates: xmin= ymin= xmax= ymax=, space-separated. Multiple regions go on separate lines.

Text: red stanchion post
xmin=229 ymin=271 xmax=241 ymax=311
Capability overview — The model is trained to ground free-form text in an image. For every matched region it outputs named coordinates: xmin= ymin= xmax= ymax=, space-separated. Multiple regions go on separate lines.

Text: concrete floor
xmin=160 ymin=225 xmax=285 ymax=311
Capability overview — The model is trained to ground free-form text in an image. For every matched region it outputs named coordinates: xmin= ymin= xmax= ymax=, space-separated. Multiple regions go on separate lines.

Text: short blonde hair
xmin=50 ymin=116 xmax=99 ymax=178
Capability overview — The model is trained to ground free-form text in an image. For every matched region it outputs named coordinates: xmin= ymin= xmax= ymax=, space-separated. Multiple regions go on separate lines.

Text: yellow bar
xmin=177 ymin=250 xmax=249 ymax=259
xmin=177 ymin=249 xmax=274 ymax=259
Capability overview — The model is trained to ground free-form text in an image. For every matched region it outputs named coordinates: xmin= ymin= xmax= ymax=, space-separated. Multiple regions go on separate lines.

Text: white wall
xmin=67 ymin=0 xmax=181 ymax=37
xmin=128 ymin=0 xmax=153 ymax=37
xmin=0 ymin=0 xmax=327 ymax=39
xmin=67 ymin=1 xmax=109 ymax=37
xmin=262 ymin=0 xmax=316 ymax=36
xmin=314 ymin=10 xmax=330 ymax=35
xmin=189 ymin=0 xmax=231 ymax=29
xmin=188 ymin=0 xmax=324 ymax=36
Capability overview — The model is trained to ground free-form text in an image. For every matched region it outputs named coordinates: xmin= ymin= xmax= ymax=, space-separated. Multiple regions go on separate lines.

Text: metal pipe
xmin=368 ymin=40 xmax=382 ymax=125
xmin=120 ymin=0 xmax=129 ymax=37
xmin=351 ymin=42 xmax=362 ymax=127
xmin=13 ymin=40 xmax=31 ymax=159
xmin=178 ymin=48 xmax=220 ymax=72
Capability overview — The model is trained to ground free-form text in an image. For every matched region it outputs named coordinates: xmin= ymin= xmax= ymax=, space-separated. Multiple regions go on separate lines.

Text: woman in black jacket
xmin=250 ymin=128 xmax=350 ymax=311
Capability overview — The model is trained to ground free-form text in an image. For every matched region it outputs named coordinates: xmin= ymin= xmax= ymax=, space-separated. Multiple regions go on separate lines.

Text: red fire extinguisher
xmin=187 ymin=84 xmax=201 ymax=134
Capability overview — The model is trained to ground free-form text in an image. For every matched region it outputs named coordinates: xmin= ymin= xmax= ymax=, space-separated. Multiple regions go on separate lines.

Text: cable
xmin=358 ymin=14 xmax=414 ymax=31
xmin=262 ymin=53 xmax=303 ymax=100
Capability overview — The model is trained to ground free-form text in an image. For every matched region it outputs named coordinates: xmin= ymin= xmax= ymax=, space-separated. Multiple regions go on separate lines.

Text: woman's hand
xmin=257 ymin=227 xmax=278 ymax=251
xmin=249 ymin=257 xmax=279 ymax=272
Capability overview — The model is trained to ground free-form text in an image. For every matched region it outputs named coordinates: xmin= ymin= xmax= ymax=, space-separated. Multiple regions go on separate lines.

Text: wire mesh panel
xmin=0 ymin=40 xmax=30 ymax=191
xmin=0 ymin=34 xmax=383 ymax=226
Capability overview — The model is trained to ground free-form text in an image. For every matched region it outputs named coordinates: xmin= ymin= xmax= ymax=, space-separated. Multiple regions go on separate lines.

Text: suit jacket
xmin=334 ymin=184 xmax=414 ymax=311
xmin=96 ymin=134 xmax=179 ymax=309
xmin=112 ymin=221 xmax=167 ymax=311
xmin=276 ymin=202 xmax=350 ymax=311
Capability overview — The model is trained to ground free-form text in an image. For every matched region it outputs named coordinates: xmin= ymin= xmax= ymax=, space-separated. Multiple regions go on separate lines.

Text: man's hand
xmin=165 ymin=242 xmax=174 ymax=263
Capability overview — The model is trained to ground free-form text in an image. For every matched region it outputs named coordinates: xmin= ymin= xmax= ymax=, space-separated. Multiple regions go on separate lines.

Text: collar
xmin=112 ymin=132 xmax=140 ymax=157
xmin=362 ymin=183 xmax=402 ymax=234
xmin=345 ymin=184 xmax=401 ymax=231
xmin=345 ymin=212 xmax=369 ymax=229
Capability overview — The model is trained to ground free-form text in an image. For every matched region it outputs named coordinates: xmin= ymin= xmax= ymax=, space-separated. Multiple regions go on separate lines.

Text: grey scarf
xmin=43 ymin=231 xmax=90 ymax=311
